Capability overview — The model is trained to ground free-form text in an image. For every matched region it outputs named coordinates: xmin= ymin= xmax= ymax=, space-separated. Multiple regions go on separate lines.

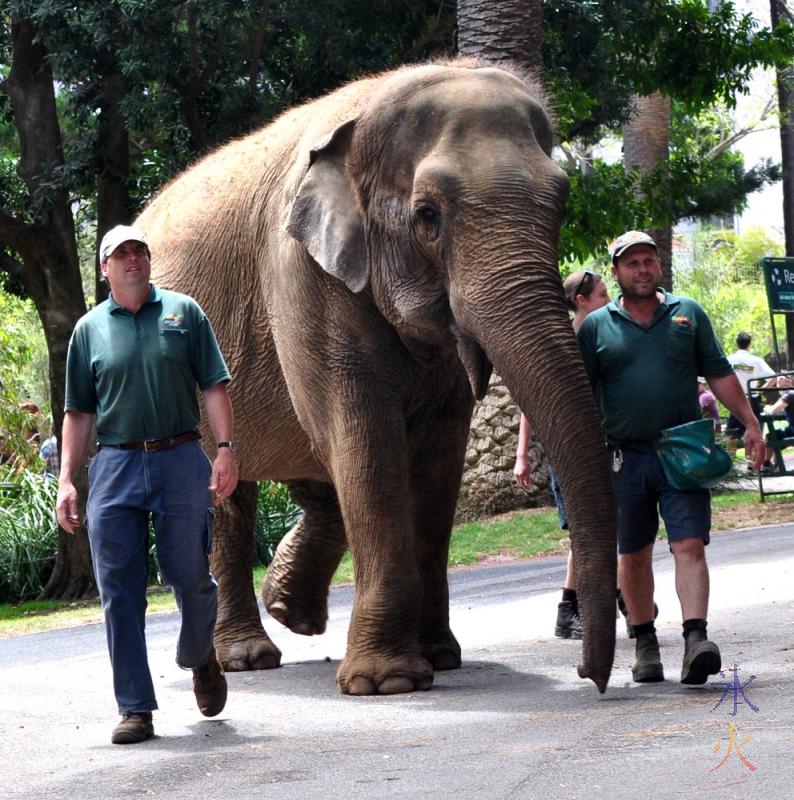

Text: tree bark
xmin=94 ymin=70 xmax=132 ymax=305
xmin=622 ymin=92 xmax=674 ymax=290
xmin=1 ymin=17 xmax=95 ymax=600
xmin=457 ymin=0 xmax=543 ymax=76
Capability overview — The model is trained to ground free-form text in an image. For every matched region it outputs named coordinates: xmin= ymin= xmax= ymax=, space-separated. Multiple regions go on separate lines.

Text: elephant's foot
xmin=263 ymin=569 xmax=328 ymax=636
xmin=420 ymin=629 xmax=462 ymax=671
xmin=336 ymin=652 xmax=434 ymax=695
xmin=215 ymin=626 xmax=282 ymax=672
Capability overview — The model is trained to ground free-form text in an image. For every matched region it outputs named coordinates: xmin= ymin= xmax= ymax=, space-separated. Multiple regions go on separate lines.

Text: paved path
xmin=3 ymin=524 xmax=792 ymax=800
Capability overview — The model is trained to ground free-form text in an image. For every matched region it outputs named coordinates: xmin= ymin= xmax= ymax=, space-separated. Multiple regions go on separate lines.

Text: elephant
xmin=138 ymin=58 xmax=618 ymax=696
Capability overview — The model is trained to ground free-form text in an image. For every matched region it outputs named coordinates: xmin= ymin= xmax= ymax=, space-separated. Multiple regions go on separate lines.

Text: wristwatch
xmin=217 ymin=440 xmax=235 ymax=452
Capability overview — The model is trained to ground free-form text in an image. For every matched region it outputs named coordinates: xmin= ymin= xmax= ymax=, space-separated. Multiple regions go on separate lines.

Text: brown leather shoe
xmin=111 ymin=712 xmax=154 ymax=744
xmin=193 ymin=647 xmax=228 ymax=717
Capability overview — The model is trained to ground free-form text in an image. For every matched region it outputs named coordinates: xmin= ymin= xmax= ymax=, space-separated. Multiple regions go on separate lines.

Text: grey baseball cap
xmin=608 ymin=230 xmax=657 ymax=262
xmin=99 ymin=225 xmax=149 ymax=261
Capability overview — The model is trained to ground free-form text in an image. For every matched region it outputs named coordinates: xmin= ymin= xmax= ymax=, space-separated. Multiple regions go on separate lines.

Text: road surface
xmin=2 ymin=524 xmax=792 ymax=800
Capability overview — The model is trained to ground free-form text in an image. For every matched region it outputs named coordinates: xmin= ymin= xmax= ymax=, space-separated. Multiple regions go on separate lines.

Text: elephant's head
xmin=285 ymin=60 xmax=616 ymax=692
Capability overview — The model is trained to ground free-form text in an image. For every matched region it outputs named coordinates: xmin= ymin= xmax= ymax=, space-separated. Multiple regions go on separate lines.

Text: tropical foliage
xmin=0 ymin=292 xmax=48 ymax=471
xmin=255 ymin=481 xmax=302 ymax=565
xmin=674 ymin=227 xmax=782 ymax=357
xmin=0 ymin=467 xmax=58 ymax=601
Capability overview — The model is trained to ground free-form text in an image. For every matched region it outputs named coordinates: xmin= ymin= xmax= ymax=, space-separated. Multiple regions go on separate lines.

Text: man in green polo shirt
xmin=56 ymin=225 xmax=239 ymax=744
xmin=577 ymin=230 xmax=764 ymax=686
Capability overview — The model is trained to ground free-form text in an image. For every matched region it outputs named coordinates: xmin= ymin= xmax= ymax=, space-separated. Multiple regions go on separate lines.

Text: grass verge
xmin=2 ymin=490 xmax=791 ymax=638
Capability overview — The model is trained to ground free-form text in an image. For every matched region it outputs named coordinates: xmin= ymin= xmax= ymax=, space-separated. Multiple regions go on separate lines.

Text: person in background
xmin=725 ymin=332 xmax=774 ymax=441
xmin=762 ymin=374 xmax=794 ymax=473
xmin=697 ymin=377 xmax=722 ymax=432
xmin=39 ymin=432 xmax=59 ymax=479
xmin=1 ymin=402 xmax=41 ymax=466
xmin=514 ymin=268 xmax=610 ymax=640
xmin=56 ymin=225 xmax=238 ymax=745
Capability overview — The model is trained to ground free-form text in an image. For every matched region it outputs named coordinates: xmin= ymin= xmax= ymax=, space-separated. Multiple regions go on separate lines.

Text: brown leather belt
xmin=97 ymin=430 xmax=201 ymax=453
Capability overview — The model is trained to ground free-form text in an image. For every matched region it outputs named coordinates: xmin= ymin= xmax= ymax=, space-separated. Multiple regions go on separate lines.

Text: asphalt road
xmin=3 ymin=524 xmax=792 ymax=800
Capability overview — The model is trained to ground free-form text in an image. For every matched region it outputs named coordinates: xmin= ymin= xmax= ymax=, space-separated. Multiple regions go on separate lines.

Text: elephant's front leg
xmin=263 ymin=480 xmax=348 ymax=635
xmin=412 ymin=378 xmax=474 ymax=671
xmin=333 ymin=440 xmax=432 ymax=696
xmin=212 ymin=480 xmax=282 ymax=671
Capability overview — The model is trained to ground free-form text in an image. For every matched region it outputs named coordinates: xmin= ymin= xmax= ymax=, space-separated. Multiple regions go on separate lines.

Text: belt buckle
xmin=143 ymin=439 xmax=157 ymax=452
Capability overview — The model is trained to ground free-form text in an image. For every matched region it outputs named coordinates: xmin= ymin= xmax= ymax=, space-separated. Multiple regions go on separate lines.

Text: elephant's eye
xmin=416 ymin=205 xmax=440 ymax=225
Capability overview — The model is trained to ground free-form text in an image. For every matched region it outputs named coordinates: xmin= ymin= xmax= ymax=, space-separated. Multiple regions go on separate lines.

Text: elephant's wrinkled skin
xmin=139 ymin=60 xmax=617 ymax=695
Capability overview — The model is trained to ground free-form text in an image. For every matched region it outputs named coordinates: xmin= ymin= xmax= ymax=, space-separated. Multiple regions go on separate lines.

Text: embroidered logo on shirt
xmin=162 ymin=314 xmax=184 ymax=329
xmin=672 ymin=315 xmax=692 ymax=328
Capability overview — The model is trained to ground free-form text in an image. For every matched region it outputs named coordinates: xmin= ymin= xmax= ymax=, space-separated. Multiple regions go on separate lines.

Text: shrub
xmin=254 ymin=481 xmax=301 ymax=565
xmin=0 ymin=467 xmax=59 ymax=602
xmin=0 ymin=472 xmax=302 ymax=603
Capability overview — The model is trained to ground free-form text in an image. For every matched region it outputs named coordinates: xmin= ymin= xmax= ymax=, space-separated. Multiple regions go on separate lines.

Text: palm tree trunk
xmin=457 ymin=0 xmax=542 ymax=75
xmin=623 ymin=92 xmax=674 ymax=290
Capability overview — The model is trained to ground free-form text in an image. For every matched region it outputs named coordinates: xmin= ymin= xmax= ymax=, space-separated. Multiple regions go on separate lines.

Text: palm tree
xmin=454 ymin=0 xmax=546 ymax=518
xmin=457 ymin=0 xmax=542 ymax=75
xmin=622 ymin=91 xmax=674 ymax=290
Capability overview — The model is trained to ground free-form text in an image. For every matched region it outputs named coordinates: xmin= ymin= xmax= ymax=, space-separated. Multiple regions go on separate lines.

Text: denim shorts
xmin=548 ymin=468 xmax=568 ymax=530
xmin=611 ymin=448 xmax=711 ymax=555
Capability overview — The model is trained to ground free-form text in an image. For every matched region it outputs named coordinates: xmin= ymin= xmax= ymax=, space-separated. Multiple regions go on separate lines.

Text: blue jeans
xmin=87 ymin=440 xmax=216 ymax=715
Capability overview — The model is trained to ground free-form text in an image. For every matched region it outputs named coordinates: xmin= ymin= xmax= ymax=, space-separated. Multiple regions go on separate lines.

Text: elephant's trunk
xmin=451 ymin=248 xmax=617 ymax=693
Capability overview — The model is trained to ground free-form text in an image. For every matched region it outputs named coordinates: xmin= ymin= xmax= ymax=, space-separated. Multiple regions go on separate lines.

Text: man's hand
xmin=56 ymin=481 xmax=81 ymax=534
xmin=514 ymin=454 xmax=531 ymax=488
xmin=743 ymin=424 xmax=766 ymax=471
xmin=209 ymin=447 xmax=239 ymax=506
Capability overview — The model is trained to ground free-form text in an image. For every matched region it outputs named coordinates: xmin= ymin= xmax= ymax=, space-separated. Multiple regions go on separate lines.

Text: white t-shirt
xmin=727 ymin=349 xmax=775 ymax=393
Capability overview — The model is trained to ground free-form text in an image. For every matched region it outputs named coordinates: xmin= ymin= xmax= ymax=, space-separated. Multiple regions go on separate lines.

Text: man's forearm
xmin=708 ymin=374 xmax=761 ymax=432
xmin=58 ymin=410 xmax=95 ymax=484
xmin=203 ymin=382 xmax=234 ymax=443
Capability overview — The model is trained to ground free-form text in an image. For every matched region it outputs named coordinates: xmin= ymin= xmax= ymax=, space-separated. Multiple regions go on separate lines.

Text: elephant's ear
xmin=284 ymin=119 xmax=369 ymax=293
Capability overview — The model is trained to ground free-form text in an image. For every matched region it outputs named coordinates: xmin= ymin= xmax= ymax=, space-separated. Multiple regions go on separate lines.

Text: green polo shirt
xmin=65 ymin=285 xmax=231 ymax=445
xmin=577 ymin=291 xmax=732 ymax=450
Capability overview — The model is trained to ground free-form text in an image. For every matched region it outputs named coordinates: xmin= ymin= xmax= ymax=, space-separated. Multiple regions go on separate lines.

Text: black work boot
xmin=632 ymin=631 xmax=664 ymax=682
xmin=681 ymin=621 xmax=721 ymax=685
xmin=554 ymin=600 xmax=583 ymax=640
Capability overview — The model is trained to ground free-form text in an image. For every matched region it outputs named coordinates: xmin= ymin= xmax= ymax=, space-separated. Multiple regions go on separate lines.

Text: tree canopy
xmin=2 ymin=1 xmax=792 ymax=275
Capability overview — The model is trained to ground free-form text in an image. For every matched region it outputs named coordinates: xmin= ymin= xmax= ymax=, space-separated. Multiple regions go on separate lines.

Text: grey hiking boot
xmin=681 ymin=627 xmax=721 ymax=685
xmin=554 ymin=600 xmax=583 ymax=640
xmin=111 ymin=712 xmax=154 ymax=744
xmin=631 ymin=632 xmax=664 ymax=683
xmin=193 ymin=647 xmax=228 ymax=717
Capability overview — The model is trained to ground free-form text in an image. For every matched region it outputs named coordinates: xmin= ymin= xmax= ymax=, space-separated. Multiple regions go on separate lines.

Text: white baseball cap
xmin=608 ymin=230 xmax=657 ymax=262
xmin=99 ymin=225 xmax=149 ymax=261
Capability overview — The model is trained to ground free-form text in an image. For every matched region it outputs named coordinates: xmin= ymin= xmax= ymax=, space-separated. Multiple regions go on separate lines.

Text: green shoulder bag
xmin=655 ymin=418 xmax=733 ymax=491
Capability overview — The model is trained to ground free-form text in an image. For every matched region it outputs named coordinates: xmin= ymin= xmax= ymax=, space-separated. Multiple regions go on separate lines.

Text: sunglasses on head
xmin=573 ymin=269 xmax=594 ymax=297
